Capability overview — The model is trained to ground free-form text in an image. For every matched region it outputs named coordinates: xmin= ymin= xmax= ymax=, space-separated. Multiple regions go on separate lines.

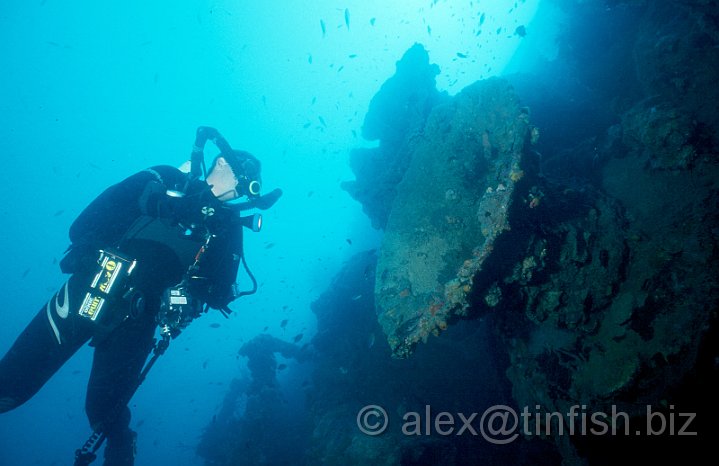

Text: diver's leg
xmin=85 ymin=314 xmax=156 ymax=466
xmin=0 ymin=275 xmax=94 ymax=412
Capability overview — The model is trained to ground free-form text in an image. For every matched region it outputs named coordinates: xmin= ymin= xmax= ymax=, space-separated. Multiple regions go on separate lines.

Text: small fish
xmin=202 ymin=360 xmax=208 ymax=369
xmin=308 ymin=54 xmax=313 ymax=64
xmin=515 ymin=25 xmax=526 ymax=37
xmin=303 ymin=121 xmax=311 ymax=129
xmin=209 ymin=323 xmax=220 ymax=328
xmin=318 ymin=116 xmax=327 ymax=127
xmin=344 ymin=8 xmax=350 ymax=30
xmin=293 ymin=333 xmax=303 ymax=343
xmin=367 ymin=333 xmax=376 ymax=349
xmin=427 ymin=25 xmax=432 ymax=35
xmin=277 ymin=364 xmax=287 ymax=371
xmin=351 ymin=129 xmax=357 ymax=138
xmin=307 ymin=191 xmax=314 ymax=197
xmin=351 ymin=294 xmax=362 ymax=301
xmin=457 ymin=52 xmax=468 ymax=58
xmin=311 ymin=96 xmax=316 ymax=105
xmin=21 ymin=268 xmax=31 ymax=279
xmin=369 ymin=17 xmax=376 ymax=26
xmin=346 ymin=238 xmax=352 ymax=245
xmin=264 ymin=242 xmax=275 ymax=249
xmin=281 ymin=319 xmax=288 ymax=328
xmin=348 ymin=54 xmax=357 ymax=58
xmin=54 ymin=209 xmax=64 ymax=217
xmin=320 ymin=19 xmax=326 ymax=37
xmin=479 ymin=12 xmax=486 ymax=25
xmin=496 ymin=27 xmax=502 ymax=34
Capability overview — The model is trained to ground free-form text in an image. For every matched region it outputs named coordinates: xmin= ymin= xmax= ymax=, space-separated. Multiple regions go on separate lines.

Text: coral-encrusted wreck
xmin=373 ymin=78 xmax=532 ymax=358
xmin=343 ymin=2 xmax=719 ymax=456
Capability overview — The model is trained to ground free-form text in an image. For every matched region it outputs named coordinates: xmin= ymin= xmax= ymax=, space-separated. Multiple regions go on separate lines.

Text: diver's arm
xmin=68 ymin=170 xmax=160 ymax=246
xmin=137 ymin=167 xmax=217 ymax=226
xmin=62 ymin=170 xmax=166 ymax=273
xmin=191 ymin=126 xmax=233 ymax=179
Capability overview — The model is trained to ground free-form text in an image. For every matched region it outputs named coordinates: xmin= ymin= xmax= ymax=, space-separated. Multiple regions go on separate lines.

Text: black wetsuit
xmin=0 ymin=165 xmax=244 ymax=466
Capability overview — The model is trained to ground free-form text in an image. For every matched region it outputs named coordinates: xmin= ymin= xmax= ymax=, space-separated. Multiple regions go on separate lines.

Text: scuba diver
xmin=0 ymin=127 xmax=281 ymax=466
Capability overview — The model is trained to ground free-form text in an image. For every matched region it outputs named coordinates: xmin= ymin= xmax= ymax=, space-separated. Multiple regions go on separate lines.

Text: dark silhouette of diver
xmin=0 ymin=127 xmax=281 ymax=466
xmin=239 ymin=333 xmax=304 ymax=391
xmin=197 ymin=334 xmax=308 ymax=465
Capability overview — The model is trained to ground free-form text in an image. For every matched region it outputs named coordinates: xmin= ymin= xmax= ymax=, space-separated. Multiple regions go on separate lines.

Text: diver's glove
xmin=140 ymin=180 xmax=218 ymax=226
xmin=193 ymin=127 xmax=232 ymax=157
xmin=184 ymin=271 xmax=235 ymax=309
xmin=171 ymin=190 xmax=220 ymax=228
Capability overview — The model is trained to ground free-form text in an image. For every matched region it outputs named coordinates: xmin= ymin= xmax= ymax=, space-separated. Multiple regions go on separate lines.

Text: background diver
xmin=0 ymin=127 xmax=281 ymax=466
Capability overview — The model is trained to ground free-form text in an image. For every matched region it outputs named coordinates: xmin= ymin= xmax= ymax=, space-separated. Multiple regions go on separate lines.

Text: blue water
xmin=0 ymin=1 xmax=560 ymax=464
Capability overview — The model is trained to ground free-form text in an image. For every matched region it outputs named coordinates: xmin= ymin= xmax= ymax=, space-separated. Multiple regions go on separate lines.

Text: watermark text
xmin=355 ymin=404 xmax=697 ymax=444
